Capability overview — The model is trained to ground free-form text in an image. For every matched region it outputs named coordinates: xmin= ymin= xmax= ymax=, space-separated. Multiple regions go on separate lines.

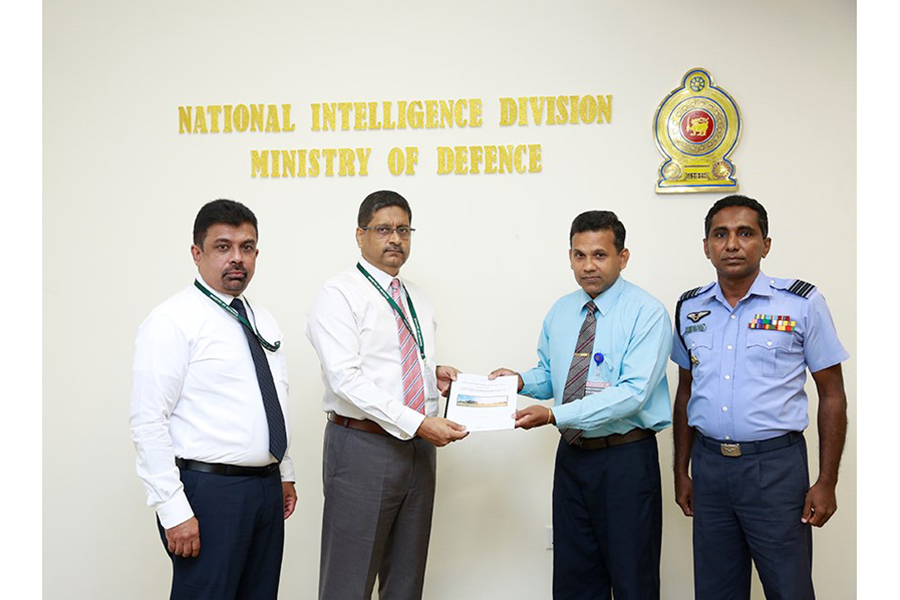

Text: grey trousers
xmin=319 ymin=420 xmax=436 ymax=600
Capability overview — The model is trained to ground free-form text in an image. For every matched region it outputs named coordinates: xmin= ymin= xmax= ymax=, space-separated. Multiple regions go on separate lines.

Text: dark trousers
xmin=156 ymin=468 xmax=285 ymax=600
xmin=552 ymin=435 xmax=662 ymax=600
xmin=319 ymin=420 xmax=436 ymax=600
xmin=691 ymin=435 xmax=814 ymax=600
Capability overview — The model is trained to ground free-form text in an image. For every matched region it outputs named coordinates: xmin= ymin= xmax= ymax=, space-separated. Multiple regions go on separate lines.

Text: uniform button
xmin=724 ymin=374 xmax=731 ymax=380
xmin=770 ymin=280 xmax=776 ymax=285
xmin=727 ymin=345 xmax=733 ymax=350
xmin=725 ymin=435 xmax=731 ymax=440
xmin=730 ymin=315 xmax=736 ymax=320
xmin=722 ymin=406 xmax=728 ymax=412
xmin=767 ymin=340 xmax=773 ymax=346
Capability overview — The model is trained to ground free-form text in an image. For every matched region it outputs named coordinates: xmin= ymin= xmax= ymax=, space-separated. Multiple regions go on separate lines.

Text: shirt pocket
xmin=686 ymin=332 xmax=714 ymax=378
xmin=745 ymin=330 xmax=796 ymax=377
xmin=266 ymin=348 xmax=290 ymax=392
xmin=586 ymin=350 xmax=617 ymax=383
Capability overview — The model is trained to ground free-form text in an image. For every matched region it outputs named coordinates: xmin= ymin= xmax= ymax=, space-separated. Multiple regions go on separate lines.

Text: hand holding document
xmin=445 ymin=373 xmax=518 ymax=432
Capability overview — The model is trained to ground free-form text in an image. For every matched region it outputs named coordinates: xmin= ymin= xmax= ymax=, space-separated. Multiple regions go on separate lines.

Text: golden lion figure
xmin=687 ymin=116 xmax=709 ymax=137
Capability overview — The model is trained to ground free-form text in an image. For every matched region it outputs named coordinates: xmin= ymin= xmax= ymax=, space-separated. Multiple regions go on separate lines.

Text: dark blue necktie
xmin=231 ymin=298 xmax=287 ymax=462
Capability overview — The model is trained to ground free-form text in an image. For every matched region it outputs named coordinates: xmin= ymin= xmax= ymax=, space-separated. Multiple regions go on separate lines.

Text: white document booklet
xmin=445 ymin=373 xmax=518 ymax=432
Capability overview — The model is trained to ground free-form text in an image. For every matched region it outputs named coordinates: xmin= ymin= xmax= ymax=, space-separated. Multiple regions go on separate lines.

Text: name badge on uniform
xmin=585 ymin=381 xmax=610 ymax=395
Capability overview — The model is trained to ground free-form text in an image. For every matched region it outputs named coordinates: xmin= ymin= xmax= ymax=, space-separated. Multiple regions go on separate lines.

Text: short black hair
xmin=193 ymin=199 xmax=258 ymax=247
xmin=569 ymin=210 xmax=626 ymax=252
xmin=357 ymin=190 xmax=412 ymax=227
xmin=704 ymin=195 xmax=769 ymax=238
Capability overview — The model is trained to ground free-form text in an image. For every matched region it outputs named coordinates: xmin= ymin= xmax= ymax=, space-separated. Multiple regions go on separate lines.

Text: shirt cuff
xmin=395 ymin=408 xmax=426 ymax=440
xmin=671 ymin=355 xmax=690 ymax=370
xmin=156 ymin=491 xmax=194 ymax=530
xmin=808 ymin=350 xmax=850 ymax=373
xmin=519 ymin=370 xmax=540 ymax=397
xmin=551 ymin=402 xmax=579 ymax=429
xmin=279 ymin=455 xmax=296 ymax=483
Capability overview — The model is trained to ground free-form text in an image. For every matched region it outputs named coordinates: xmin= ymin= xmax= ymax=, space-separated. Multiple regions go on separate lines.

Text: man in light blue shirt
xmin=491 ymin=210 xmax=672 ymax=600
xmin=671 ymin=195 xmax=849 ymax=600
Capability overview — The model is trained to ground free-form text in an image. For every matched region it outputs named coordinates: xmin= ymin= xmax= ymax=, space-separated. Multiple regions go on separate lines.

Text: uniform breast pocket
xmin=745 ymin=330 xmax=796 ymax=377
xmin=686 ymin=332 xmax=713 ymax=378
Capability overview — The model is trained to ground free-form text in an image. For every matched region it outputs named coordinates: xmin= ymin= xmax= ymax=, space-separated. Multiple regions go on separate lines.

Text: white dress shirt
xmin=130 ymin=276 xmax=294 ymax=529
xmin=305 ymin=257 xmax=440 ymax=440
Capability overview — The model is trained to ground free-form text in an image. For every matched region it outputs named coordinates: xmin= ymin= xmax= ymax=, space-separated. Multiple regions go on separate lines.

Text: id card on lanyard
xmin=585 ymin=352 xmax=609 ymax=396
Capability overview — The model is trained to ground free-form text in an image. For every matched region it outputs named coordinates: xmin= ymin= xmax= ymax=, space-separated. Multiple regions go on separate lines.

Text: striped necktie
xmin=560 ymin=301 xmax=598 ymax=445
xmin=391 ymin=278 xmax=425 ymax=414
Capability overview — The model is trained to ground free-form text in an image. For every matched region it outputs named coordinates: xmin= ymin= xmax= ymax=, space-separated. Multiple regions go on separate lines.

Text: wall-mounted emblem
xmin=654 ymin=68 xmax=741 ymax=194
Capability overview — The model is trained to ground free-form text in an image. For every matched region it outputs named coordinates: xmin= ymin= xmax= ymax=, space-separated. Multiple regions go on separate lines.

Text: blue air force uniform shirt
xmin=671 ymin=272 xmax=849 ymax=442
xmin=520 ymin=276 xmax=673 ymax=437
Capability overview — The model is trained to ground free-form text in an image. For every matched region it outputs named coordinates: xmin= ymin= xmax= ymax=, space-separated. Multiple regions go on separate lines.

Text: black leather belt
xmin=696 ymin=431 xmax=803 ymax=458
xmin=571 ymin=428 xmax=655 ymax=450
xmin=328 ymin=412 xmax=389 ymax=436
xmin=176 ymin=458 xmax=280 ymax=477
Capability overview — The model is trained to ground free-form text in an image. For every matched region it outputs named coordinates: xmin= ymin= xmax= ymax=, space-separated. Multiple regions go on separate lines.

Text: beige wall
xmin=43 ymin=0 xmax=856 ymax=598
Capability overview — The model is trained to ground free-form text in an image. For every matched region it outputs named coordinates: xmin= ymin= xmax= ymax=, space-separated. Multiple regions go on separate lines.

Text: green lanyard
xmin=356 ymin=263 xmax=426 ymax=360
xmin=193 ymin=280 xmax=281 ymax=352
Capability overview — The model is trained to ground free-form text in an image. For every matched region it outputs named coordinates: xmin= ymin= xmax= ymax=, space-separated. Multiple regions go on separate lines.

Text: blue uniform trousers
xmin=156 ymin=468 xmax=285 ymax=600
xmin=691 ymin=434 xmax=814 ymax=600
xmin=552 ymin=435 xmax=662 ymax=600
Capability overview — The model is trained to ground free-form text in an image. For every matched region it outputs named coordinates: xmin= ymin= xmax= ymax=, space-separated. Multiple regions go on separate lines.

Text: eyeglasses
xmin=360 ymin=226 xmax=416 ymax=239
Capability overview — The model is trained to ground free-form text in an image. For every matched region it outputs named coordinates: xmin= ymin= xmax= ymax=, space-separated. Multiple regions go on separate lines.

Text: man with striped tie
xmin=306 ymin=190 xmax=468 ymax=600
xmin=491 ymin=210 xmax=672 ymax=599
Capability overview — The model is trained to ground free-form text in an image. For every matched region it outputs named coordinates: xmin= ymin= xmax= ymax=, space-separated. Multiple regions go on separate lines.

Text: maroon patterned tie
xmin=391 ymin=279 xmax=425 ymax=413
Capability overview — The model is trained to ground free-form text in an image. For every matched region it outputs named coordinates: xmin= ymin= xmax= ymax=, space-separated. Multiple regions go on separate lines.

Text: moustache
xmin=223 ymin=265 xmax=248 ymax=277
xmin=383 ymin=245 xmax=405 ymax=256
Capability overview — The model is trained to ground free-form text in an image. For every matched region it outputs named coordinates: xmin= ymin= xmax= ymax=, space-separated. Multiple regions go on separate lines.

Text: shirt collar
xmin=578 ymin=275 xmax=625 ymax=317
xmin=359 ymin=256 xmax=401 ymax=289
xmin=711 ymin=271 xmax=772 ymax=305
xmin=196 ymin=273 xmax=245 ymax=305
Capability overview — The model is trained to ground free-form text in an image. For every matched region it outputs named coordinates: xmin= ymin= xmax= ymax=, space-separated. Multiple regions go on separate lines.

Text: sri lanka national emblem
xmin=654 ymin=68 xmax=742 ymax=193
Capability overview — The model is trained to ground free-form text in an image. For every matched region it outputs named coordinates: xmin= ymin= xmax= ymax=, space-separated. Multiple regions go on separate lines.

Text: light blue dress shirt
xmin=671 ymin=272 xmax=849 ymax=442
xmin=520 ymin=276 xmax=673 ymax=437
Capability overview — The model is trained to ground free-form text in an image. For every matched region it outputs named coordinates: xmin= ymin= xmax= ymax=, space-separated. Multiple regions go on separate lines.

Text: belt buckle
xmin=720 ymin=443 xmax=742 ymax=457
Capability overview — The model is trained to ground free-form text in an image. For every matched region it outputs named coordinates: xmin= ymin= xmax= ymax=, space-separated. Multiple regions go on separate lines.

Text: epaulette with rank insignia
xmin=786 ymin=279 xmax=816 ymax=298
xmin=679 ymin=286 xmax=703 ymax=302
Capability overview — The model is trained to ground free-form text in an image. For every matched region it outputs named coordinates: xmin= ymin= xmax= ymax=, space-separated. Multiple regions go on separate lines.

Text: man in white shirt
xmin=131 ymin=199 xmax=296 ymax=600
xmin=306 ymin=190 xmax=468 ymax=600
